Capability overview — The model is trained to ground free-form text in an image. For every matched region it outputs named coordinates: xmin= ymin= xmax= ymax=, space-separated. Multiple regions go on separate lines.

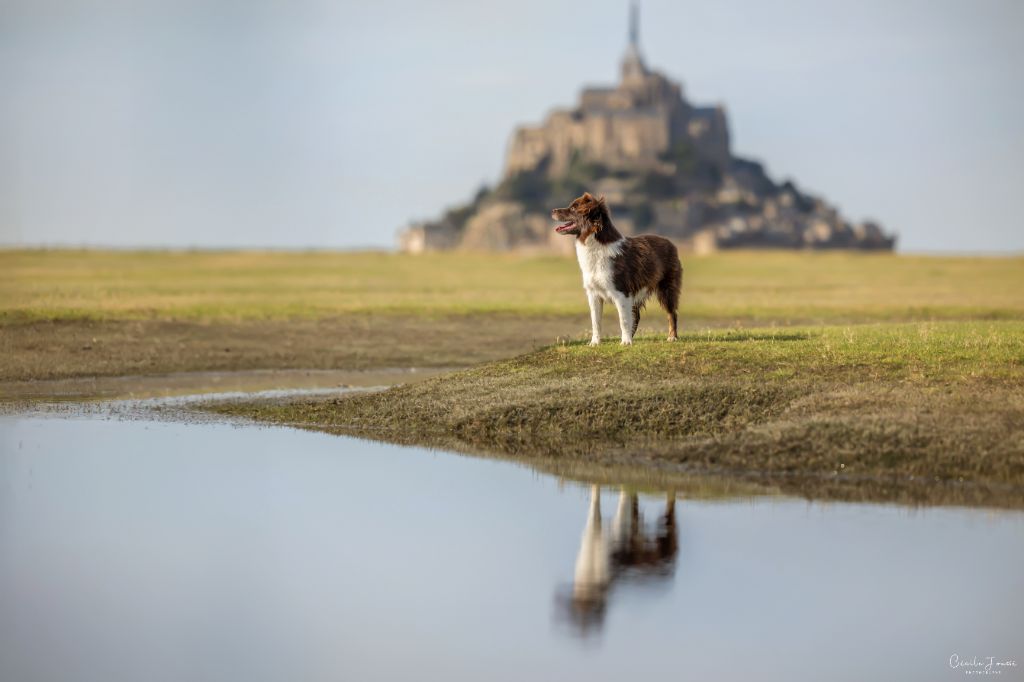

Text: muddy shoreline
xmin=0 ymin=366 xmax=453 ymax=402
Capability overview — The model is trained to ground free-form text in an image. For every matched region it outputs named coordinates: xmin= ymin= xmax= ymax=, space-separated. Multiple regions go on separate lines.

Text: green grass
xmin=4 ymin=248 xmax=1023 ymax=505
xmin=560 ymin=322 xmax=1024 ymax=382
xmin=210 ymin=321 xmax=1024 ymax=507
xmin=3 ymin=249 xmax=1023 ymax=323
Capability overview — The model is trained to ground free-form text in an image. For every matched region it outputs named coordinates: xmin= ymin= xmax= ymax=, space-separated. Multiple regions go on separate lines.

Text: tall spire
xmin=629 ymin=1 xmax=639 ymax=50
xmin=621 ymin=1 xmax=646 ymax=82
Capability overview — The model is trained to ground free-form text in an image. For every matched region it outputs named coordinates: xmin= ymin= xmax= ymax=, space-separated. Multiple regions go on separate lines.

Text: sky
xmin=1 ymin=0 xmax=1022 ymax=252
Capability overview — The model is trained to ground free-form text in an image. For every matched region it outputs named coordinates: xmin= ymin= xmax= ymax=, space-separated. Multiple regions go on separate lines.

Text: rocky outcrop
xmin=398 ymin=7 xmax=894 ymax=253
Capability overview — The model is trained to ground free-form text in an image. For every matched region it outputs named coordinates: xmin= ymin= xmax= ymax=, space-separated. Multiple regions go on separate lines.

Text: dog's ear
xmin=586 ymin=195 xmax=608 ymax=230
xmin=577 ymin=192 xmax=600 ymax=213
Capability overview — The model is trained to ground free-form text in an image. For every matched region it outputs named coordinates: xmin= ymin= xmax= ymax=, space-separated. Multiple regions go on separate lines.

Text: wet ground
xmin=1 ymin=401 xmax=1022 ymax=682
xmin=0 ymin=367 xmax=452 ymax=402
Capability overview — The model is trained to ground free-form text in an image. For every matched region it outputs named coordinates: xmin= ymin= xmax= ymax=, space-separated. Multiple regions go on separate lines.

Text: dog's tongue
xmin=555 ymin=221 xmax=574 ymax=232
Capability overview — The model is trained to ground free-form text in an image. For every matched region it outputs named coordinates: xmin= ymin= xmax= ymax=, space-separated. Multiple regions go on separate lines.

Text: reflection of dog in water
xmin=563 ymin=485 xmax=678 ymax=633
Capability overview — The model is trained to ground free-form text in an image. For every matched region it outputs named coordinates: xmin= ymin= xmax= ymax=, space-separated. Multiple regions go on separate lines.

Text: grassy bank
xmin=210 ymin=322 xmax=1024 ymax=508
xmin=2 ymin=249 xmax=1023 ymax=384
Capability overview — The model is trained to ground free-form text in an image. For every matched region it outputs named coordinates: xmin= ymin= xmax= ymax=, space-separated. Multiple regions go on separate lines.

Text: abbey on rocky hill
xmin=399 ymin=4 xmax=895 ymax=254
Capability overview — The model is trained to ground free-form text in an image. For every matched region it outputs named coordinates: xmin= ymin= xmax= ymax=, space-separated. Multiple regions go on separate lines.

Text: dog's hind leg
xmin=656 ymin=267 xmax=682 ymax=341
xmin=631 ymin=289 xmax=651 ymax=339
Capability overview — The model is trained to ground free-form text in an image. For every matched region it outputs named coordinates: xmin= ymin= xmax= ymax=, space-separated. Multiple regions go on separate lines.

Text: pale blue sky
xmin=1 ymin=0 xmax=1022 ymax=252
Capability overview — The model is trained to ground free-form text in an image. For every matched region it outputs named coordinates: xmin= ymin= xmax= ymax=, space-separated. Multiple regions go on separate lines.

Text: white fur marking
xmin=576 ymin=235 xmax=624 ymax=295
xmin=635 ymin=287 xmax=651 ymax=308
xmin=577 ymin=235 xmax=633 ymax=344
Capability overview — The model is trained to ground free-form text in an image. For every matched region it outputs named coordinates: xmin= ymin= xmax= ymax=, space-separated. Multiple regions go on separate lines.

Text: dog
xmin=552 ymin=192 xmax=682 ymax=345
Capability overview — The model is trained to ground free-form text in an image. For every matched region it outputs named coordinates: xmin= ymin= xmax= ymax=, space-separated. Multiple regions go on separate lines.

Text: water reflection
xmin=562 ymin=485 xmax=678 ymax=635
xmin=5 ymin=416 xmax=1023 ymax=681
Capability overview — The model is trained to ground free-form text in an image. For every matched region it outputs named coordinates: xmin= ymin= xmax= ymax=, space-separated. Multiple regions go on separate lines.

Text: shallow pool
xmin=1 ymin=414 xmax=1021 ymax=681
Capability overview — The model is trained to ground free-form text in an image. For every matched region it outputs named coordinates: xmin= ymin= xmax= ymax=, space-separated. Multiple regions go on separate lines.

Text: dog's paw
xmin=620 ymin=338 xmax=633 ymax=346
xmin=589 ymin=338 xmax=601 ymax=347
xmin=666 ymin=335 xmax=677 ymax=342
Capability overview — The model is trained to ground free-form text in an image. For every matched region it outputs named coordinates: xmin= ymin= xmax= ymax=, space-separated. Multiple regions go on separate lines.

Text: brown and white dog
xmin=552 ymin=192 xmax=682 ymax=345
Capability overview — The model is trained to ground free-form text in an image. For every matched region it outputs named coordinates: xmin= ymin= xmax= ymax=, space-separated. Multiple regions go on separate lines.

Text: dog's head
xmin=551 ymin=192 xmax=608 ymax=241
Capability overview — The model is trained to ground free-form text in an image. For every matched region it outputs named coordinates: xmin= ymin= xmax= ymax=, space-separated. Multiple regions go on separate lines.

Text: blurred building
xmin=399 ymin=3 xmax=895 ymax=253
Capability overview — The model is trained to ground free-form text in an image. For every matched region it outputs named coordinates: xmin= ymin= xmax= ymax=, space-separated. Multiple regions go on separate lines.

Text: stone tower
xmin=621 ymin=1 xmax=646 ymax=83
xmin=503 ymin=2 xmax=729 ymax=179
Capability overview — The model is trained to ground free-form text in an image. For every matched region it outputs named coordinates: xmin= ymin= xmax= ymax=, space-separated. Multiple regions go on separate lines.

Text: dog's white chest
xmin=576 ymin=238 xmax=622 ymax=296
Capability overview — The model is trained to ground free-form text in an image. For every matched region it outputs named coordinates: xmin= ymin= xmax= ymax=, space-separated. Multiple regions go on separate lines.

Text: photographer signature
xmin=949 ymin=654 xmax=1018 ymax=676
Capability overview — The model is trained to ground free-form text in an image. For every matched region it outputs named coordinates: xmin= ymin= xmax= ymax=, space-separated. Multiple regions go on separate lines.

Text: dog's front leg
xmin=612 ymin=294 xmax=634 ymax=345
xmin=587 ymin=290 xmax=603 ymax=346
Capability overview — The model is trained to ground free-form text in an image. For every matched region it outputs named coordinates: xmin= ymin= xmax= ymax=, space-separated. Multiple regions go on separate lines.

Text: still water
xmin=1 ymin=414 xmax=1022 ymax=682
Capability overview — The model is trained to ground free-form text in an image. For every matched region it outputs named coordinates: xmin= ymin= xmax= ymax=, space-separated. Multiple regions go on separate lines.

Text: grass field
xmin=3 ymin=249 xmax=1023 ymax=505
xmin=4 ymin=249 xmax=1023 ymax=322
xmin=3 ymin=249 xmax=1022 ymax=384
